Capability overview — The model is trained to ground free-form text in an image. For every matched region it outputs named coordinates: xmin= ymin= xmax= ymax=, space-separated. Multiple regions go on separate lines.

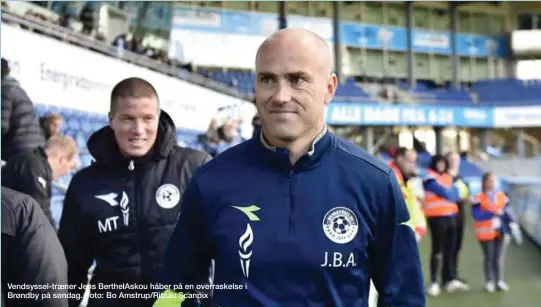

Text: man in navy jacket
xmin=158 ymin=28 xmax=425 ymax=307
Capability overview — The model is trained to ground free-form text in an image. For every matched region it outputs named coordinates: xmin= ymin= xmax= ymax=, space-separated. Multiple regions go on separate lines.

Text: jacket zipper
xmin=288 ymin=169 xmax=295 ymax=236
xmin=128 ymin=160 xmax=143 ymax=278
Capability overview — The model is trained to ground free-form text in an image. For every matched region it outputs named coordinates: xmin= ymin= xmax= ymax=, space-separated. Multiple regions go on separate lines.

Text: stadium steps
xmin=419 ymin=216 xmax=541 ymax=307
xmin=394 ymin=87 xmax=422 ymax=105
xmin=492 ymin=129 xmax=541 ymax=157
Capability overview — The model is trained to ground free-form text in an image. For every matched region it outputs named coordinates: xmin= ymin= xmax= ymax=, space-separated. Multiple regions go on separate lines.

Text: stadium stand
xmin=473 ymin=78 xmax=541 ymax=106
xmin=205 ymin=69 xmax=541 ymax=107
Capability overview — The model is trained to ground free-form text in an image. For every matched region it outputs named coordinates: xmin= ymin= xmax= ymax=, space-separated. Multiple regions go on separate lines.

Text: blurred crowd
xmin=198 ymin=116 xmax=251 ymax=157
xmin=1 ymin=1 xmax=195 ymax=77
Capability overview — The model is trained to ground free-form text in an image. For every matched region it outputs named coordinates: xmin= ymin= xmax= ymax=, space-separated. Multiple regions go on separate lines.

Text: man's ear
xmin=325 ymin=73 xmax=338 ymax=105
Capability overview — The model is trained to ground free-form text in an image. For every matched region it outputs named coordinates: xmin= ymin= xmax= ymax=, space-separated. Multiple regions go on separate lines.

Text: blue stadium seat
xmin=472 ymin=78 xmax=541 ymax=106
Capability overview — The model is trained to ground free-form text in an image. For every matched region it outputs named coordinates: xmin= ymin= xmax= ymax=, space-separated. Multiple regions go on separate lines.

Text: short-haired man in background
xmin=389 ymin=147 xmax=427 ymax=241
xmin=369 ymin=147 xmax=427 ymax=306
xmin=58 ymin=77 xmax=211 ymax=307
xmin=2 ymin=135 xmax=78 ymax=228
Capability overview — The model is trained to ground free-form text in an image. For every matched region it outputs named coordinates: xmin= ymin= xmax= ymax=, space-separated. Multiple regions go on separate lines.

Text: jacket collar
xmin=256 ymin=125 xmax=333 ymax=171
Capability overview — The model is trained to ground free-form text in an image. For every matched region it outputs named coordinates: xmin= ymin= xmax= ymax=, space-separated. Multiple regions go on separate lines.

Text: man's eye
xmin=260 ymin=77 xmax=273 ymax=84
xmin=290 ymin=77 xmax=304 ymax=85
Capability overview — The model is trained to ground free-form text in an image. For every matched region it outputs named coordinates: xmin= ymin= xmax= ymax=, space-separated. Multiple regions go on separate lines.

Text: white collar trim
xmin=260 ymin=125 xmax=328 ymax=157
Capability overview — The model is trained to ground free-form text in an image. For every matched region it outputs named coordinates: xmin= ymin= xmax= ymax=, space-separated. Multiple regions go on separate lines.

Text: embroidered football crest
xmin=322 ymin=207 xmax=359 ymax=244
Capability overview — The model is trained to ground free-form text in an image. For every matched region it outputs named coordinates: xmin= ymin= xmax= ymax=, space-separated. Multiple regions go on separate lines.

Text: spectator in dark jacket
xmin=1 ymin=58 xmax=45 ymax=161
xmin=57 ymin=77 xmax=211 ymax=307
xmin=2 ymin=135 xmax=78 ymax=228
xmin=1 ymin=187 xmax=68 ymax=307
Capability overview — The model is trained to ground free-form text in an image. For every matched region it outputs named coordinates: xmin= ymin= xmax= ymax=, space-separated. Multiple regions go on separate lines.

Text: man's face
xmin=484 ymin=174 xmax=495 ymax=191
xmin=255 ymin=37 xmax=336 ymax=142
xmin=51 ymin=118 xmax=63 ymax=135
xmin=109 ymin=96 xmax=159 ymax=157
xmin=436 ymin=160 xmax=446 ymax=173
xmin=397 ymin=151 xmax=417 ymax=176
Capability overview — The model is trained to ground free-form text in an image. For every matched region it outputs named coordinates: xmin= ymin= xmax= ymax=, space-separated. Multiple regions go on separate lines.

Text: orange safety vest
xmin=473 ymin=191 xmax=507 ymax=242
xmin=423 ymin=169 xmax=458 ymax=217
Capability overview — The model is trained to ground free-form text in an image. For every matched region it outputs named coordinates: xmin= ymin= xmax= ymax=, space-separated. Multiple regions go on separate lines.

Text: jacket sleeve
xmin=370 ymin=172 xmax=425 ymax=307
xmin=20 ymin=163 xmax=54 ymax=226
xmin=13 ymin=194 xmax=68 ymax=307
xmin=471 ymin=201 xmax=494 ymax=221
xmin=57 ymin=176 xmax=94 ymax=307
xmin=2 ymin=86 xmax=45 ymax=158
xmin=422 ymin=178 xmax=461 ymax=202
xmin=503 ymin=195 xmax=517 ymax=224
xmin=158 ymin=176 xmax=213 ymax=306
xmin=1 ymin=89 xmax=12 ymax=138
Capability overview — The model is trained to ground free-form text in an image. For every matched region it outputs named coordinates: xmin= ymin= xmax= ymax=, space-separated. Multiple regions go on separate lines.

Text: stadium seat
xmin=472 ymin=78 xmax=541 ymax=106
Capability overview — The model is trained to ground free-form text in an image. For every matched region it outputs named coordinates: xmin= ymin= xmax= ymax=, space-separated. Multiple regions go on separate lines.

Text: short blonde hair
xmin=45 ymin=135 xmax=78 ymax=160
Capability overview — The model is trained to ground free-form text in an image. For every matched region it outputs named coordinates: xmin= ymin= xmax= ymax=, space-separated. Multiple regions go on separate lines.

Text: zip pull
xmin=128 ymin=160 xmax=134 ymax=171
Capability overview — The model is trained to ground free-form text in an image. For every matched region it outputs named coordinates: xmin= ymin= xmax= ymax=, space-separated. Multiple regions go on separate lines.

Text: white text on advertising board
xmin=1 ymin=23 xmax=256 ymax=132
xmin=327 ymin=104 xmax=456 ymax=126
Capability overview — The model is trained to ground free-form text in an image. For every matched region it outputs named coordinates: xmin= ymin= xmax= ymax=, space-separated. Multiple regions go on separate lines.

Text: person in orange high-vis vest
xmin=422 ymin=155 xmax=465 ymax=297
xmin=471 ymin=172 xmax=518 ymax=293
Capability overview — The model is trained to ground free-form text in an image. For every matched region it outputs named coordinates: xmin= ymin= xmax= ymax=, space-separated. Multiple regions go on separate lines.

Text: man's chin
xmin=267 ymin=129 xmax=298 ymax=143
xmin=120 ymin=147 xmax=151 ymax=158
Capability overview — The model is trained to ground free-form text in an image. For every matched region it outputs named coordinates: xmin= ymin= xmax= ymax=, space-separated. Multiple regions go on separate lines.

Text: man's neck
xmin=46 ymin=156 xmax=58 ymax=181
xmin=262 ymin=123 xmax=326 ymax=165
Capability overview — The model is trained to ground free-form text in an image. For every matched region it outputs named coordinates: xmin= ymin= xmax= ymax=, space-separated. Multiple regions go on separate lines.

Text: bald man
xmin=157 ymin=28 xmax=425 ymax=307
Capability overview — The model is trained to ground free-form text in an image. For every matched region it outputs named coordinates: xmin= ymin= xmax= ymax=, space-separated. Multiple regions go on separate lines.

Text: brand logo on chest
xmin=94 ymin=191 xmax=130 ymax=233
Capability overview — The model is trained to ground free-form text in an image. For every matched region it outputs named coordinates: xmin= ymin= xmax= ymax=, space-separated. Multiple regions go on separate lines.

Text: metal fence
xmin=476 ymin=157 xmax=541 ymax=178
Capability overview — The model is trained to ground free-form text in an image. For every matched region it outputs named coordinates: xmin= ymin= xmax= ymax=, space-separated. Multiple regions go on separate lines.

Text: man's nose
xmin=132 ymin=121 xmax=145 ymax=134
xmin=272 ymin=82 xmax=292 ymax=104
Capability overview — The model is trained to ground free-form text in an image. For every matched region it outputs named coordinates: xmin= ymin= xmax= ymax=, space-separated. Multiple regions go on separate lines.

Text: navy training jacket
xmin=161 ymin=130 xmax=425 ymax=307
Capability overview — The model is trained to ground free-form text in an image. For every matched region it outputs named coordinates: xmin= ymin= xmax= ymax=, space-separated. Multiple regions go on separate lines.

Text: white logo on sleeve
xmin=37 ymin=177 xmax=47 ymax=189
xmin=322 ymin=207 xmax=359 ymax=244
xmin=95 ymin=191 xmax=130 ymax=230
xmin=156 ymin=184 xmax=181 ymax=209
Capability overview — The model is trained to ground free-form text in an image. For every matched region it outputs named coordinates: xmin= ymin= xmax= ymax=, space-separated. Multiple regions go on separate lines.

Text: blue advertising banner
xmin=325 ymin=103 xmax=494 ymax=127
xmin=172 ymin=6 xmax=508 ymax=58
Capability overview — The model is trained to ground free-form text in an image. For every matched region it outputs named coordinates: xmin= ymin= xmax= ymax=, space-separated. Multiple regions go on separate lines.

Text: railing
xmin=476 ymin=157 xmax=541 ymax=177
xmin=0 ymin=8 xmax=251 ymax=102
